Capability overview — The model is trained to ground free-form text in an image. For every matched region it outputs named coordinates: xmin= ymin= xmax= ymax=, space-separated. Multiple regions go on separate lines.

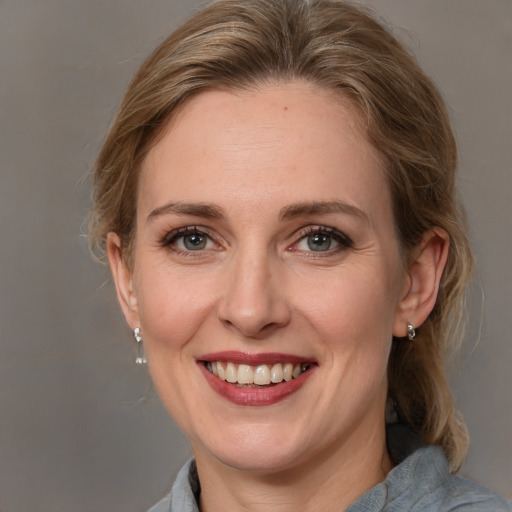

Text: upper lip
xmin=198 ymin=351 xmax=316 ymax=366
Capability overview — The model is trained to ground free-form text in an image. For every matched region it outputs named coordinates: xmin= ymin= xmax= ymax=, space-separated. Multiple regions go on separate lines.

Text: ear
xmin=107 ymin=233 xmax=140 ymax=330
xmin=393 ymin=228 xmax=449 ymax=337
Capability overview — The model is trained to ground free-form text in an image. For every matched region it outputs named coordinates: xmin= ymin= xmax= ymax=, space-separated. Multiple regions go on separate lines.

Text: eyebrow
xmin=147 ymin=201 xmax=225 ymax=223
xmin=147 ymin=199 xmax=369 ymax=225
xmin=279 ymin=200 xmax=369 ymax=224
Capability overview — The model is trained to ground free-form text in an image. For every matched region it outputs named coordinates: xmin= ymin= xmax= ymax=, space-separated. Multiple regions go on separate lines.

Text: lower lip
xmin=198 ymin=363 xmax=314 ymax=406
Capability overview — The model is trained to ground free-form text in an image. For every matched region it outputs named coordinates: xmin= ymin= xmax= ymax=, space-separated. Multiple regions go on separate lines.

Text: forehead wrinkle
xmin=222 ymin=118 xmax=286 ymax=141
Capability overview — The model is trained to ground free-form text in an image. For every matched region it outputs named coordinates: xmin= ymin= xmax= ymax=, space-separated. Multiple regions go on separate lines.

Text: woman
xmin=88 ymin=0 xmax=510 ymax=510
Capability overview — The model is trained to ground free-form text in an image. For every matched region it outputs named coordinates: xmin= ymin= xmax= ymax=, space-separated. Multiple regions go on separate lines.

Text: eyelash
xmin=160 ymin=225 xmax=353 ymax=256
xmin=160 ymin=226 xmax=220 ymax=255
xmin=291 ymin=226 xmax=354 ymax=255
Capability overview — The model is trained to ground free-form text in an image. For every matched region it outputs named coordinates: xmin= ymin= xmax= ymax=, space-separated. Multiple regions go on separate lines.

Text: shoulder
xmin=387 ymin=447 xmax=510 ymax=512
xmin=147 ymin=459 xmax=200 ymax=512
xmin=348 ymin=446 xmax=511 ymax=512
xmin=436 ymin=473 xmax=512 ymax=512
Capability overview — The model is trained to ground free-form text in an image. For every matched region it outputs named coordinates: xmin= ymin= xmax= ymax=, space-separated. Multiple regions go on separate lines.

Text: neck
xmin=194 ymin=423 xmax=392 ymax=512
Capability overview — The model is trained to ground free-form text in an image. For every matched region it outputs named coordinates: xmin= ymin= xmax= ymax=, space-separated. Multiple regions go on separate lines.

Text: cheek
xmin=134 ymin=265 xmax=215 ymax=351
xmin=295 ymin=267 xmax=399 ymax=343
xmin=291 ymin=263 xmax=401 ymax=397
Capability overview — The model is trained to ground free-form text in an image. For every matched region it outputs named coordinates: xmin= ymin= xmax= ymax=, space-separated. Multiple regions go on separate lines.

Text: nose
xmin=217 ymin=249 xmax=291 ymax=339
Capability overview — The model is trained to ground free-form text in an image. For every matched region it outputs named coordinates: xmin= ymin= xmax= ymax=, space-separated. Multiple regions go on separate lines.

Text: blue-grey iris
xmin=307 ymin=233 xmax=331 ymax=251
xmin=184 ymin=233 xmax=207 ymax=250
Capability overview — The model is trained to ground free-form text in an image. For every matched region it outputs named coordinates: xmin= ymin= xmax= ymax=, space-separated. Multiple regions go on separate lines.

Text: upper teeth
xmin=206 ymin=361 xmax=310 ymax=386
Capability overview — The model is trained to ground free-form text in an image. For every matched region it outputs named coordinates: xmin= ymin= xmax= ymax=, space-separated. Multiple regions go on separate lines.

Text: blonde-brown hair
xmin=89 ymin=0 xmax=472 ymax=470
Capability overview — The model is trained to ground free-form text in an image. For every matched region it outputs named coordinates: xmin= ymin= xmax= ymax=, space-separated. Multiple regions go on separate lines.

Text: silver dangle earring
xmin=133 ymin=327 xmax=147 ymax=364
xmin=407 ymin=322 xmax=416 ymax=341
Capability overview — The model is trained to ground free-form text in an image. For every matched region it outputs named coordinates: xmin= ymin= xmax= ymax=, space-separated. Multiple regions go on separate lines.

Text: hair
xmin=89 ymin=0 xmax=472 ymax=471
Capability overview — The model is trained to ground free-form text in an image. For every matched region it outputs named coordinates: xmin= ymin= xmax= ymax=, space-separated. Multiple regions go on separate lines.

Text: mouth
xmin=204 ymin=361 xmax=311 ymax=387
xmin=198 ymin=352 xmax=316 ymax=406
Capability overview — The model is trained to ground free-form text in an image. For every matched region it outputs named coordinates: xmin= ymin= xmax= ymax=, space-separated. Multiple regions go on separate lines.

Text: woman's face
xmin=116 ymin=82 xmax=412 ymax=473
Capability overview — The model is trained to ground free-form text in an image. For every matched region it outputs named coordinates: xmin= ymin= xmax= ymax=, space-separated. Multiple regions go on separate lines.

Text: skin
xmin=108 ymin=82 xmax=448 ymax=512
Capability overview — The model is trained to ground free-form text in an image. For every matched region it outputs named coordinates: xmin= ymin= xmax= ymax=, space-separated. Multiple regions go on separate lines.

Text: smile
xmin=198 ymin=352 xmax=316 ymax=406
xmin=205 ymin=361 xmax=310 ymax=387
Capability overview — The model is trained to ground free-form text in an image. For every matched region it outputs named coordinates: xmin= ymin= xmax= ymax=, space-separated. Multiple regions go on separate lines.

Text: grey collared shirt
xmin=148 ymin=446 xmax=511 ymax=511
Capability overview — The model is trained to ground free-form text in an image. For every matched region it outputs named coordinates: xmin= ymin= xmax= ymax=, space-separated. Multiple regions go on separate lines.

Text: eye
xmin=164 ymin=227 xmax=217 ymax=252
xmin=303 ymin=232 xmax=333 ymax=252
xmin=180 ymin=232 xmax=209 ymax=250
xmin=292 ymin=227 xmax=352 ymax=254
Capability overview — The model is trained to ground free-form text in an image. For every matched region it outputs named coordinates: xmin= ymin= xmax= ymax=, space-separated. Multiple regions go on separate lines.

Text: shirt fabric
xmin=148 ymin=445 xmax=510 ymax=512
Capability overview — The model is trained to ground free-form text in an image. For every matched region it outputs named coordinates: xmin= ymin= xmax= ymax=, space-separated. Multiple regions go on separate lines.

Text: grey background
xmin=0 ymin=1 xmax=510 ymax=511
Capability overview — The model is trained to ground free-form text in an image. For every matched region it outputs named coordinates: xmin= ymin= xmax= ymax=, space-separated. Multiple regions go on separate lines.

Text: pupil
xmin=184 ymin=233 xmax=206 ymax=250
xmin=308 ymin=233 xmax=331 ymax=251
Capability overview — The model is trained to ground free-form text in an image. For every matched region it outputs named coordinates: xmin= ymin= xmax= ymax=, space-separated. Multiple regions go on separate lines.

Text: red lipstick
xmin=197 ymin=352 xmax=316 ymax=406
xmin=199 ymin=351 xmax=312 ymax=365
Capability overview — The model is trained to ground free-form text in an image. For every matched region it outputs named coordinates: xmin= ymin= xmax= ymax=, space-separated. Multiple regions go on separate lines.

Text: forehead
xmin=139 ymin=82 xmax=390 ymax=222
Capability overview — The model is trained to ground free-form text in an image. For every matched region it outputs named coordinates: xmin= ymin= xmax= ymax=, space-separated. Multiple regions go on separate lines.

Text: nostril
xmin=220 ymin=316 xmax=279 ymax=339
xmin=217 ymin=267 xmax=291 ymax=337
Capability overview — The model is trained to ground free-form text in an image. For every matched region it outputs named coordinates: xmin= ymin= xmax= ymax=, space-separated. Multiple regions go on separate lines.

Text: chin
xmin=193 ymin=423 xmax=310 ymax=474
xmin=215 ymin=448 xmax=307 ymax=475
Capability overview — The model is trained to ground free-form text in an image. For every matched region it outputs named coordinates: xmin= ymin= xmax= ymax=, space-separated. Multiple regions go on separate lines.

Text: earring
xmin=133 ymin=327 xmax=147 ymax=364
xmin=407 ymin=322 xmax=416 ymax=341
